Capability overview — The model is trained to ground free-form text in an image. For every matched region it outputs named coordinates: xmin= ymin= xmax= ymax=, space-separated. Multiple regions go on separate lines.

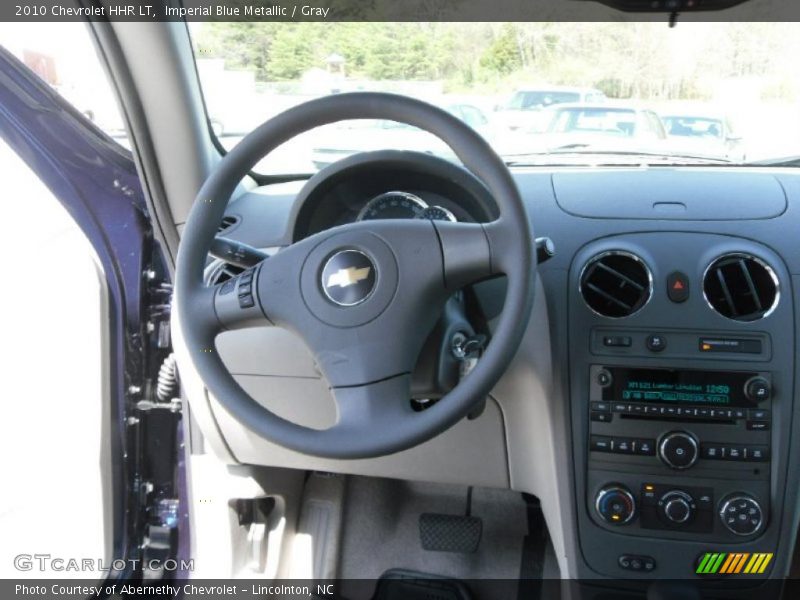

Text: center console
xmin=589 ymin=363 xmax=771 ymax=539
xmin=568 ymin=233 xmax=795 ymax=580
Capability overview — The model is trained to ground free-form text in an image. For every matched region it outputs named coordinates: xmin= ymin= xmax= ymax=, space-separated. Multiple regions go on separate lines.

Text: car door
xmin=0 ymin=38 xmax=185 ymax=585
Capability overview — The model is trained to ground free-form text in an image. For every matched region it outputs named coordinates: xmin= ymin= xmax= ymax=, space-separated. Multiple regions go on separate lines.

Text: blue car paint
xmin=0 ymin=45 xmax=187 ymax=576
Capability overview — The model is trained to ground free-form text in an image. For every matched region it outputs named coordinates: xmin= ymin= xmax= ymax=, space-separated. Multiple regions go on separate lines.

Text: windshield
xmin=507 ymin=91 xmax=582 ymax=110
xmin=663 ymin=117 xmax=725 ymax=139
xmin=548 ymin=108 xmax=638 ymax=136
xmin=188 ymin=22 xmax=800 ymax=172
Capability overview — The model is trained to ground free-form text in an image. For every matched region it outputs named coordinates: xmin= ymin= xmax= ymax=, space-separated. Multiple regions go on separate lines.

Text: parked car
xmin=530 ymin=102 xmax=668 ymax=154
xmin=496 ymin=85 xmax=607 ymax=131
xmin=661 ymin=111 xmax=746 ymax=161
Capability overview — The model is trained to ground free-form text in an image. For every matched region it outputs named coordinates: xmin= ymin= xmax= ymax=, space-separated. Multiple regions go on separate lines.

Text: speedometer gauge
xmin=356 ymin=191 xmax=428 ymax=221
xmin=419 ymin=205 xmax=457 ymax=222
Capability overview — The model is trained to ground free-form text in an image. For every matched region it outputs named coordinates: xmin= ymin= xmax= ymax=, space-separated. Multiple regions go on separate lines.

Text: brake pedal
xmin=419 ymin=513 xmax=482 ymax=553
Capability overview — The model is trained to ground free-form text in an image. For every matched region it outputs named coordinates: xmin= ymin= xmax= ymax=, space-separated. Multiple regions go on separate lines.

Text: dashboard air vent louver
xmin=579 ymin=251 xmax=652 ymax=318
xmin=217 ymin=215 xmax=239 ymax=234
xmin=703 ymin=254 xmax=778 ymax=321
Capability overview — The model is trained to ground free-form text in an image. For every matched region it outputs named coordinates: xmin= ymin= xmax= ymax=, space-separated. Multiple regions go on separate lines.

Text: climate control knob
xmin=660 ymin=490 xmax=695 ymax=524
xmin=658 ymin=431 xmax=699 ymax=470
xmin=595 ymin=484 xmax=636 ymax=525
xmin=720 ymin=494 xmax=764 ymax=536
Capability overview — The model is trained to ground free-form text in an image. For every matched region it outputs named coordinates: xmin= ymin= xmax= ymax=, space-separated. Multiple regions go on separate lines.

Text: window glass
xmin=188 ymin=22 xmax=800 ymax=169
xmin=0 ymin=23 xmax=127 ymax=146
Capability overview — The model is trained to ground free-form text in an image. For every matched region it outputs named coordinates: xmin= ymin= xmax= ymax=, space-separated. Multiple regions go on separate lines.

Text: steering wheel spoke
xmin=331 ymin=375 xmax=416 ymax=439
xmin=433 ymin=220 xmax=497 ymax=290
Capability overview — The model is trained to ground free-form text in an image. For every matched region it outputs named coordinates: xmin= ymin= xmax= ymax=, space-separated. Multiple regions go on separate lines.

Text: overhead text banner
xmin=3 ymin=0 xmax=800 ymax=22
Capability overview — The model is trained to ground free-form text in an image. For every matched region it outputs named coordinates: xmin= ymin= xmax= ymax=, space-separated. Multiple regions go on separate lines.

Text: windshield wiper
xmin=503 ymin=149 xmax=732 ymax=166
xmin=745 ymin=155 xmax=800 ymax=168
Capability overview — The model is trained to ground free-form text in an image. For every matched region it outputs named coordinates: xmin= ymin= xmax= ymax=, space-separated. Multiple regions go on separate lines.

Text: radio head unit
xmin=595 ymin=367 xmax=768 ymax=408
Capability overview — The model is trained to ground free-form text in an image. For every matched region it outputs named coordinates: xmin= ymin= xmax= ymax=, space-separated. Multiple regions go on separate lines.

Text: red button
xmin=667 ymin=271 xmax=690 ymax=303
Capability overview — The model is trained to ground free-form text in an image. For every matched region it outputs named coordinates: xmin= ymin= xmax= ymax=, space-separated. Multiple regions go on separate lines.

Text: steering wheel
xmin=175 ymin=92 xmax=535 ymax=459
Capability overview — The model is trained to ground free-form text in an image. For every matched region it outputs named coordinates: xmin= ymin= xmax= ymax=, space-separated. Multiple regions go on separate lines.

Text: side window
xmin=0 ymin=23 xmax=127 ymax=146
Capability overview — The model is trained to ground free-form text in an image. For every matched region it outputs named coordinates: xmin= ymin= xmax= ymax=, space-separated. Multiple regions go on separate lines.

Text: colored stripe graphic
xmin=758 ymin=553 xmax=773 ymax=573
xmin=697 ymin=552 xmax=773 ymax=575
xmin=696 ymin=553 xmax=713 ymax=574
xmin=704 ymin=553 xmax=724 ymax=574
xmin=719 ymin=553 xmax=736 ymax=574
xmin=744 ymin=554 xmax=760 ymax=574
xmin=733 ymin=553 xmax=749 ymax=573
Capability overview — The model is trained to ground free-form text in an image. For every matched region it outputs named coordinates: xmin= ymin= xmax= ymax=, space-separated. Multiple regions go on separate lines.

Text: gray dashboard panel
xmin=553 ymin=169 xmax=787 ymax=220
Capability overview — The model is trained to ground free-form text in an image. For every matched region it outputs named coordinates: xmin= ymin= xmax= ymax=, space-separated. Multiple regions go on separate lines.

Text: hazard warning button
xmin=667 ymin=271 xmax=690 ymax=303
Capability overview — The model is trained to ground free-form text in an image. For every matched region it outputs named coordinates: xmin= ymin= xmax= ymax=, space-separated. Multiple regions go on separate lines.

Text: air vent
xmin=210 ymin=262 xmax=244 ymax=285
xmin=217 ymin=215 xmax=239 ymax=234
xmin=580 ymin=251 xmax=652 ymax=318
xmin=703 ymin=254 xmax=778 ymax=321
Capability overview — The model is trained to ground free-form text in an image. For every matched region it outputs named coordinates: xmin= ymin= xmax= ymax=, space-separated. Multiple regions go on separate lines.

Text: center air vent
xmin=579 ymin=251 xmax=652 ymax=318
xmin=703 ymin=254 xmax=778 ymax=321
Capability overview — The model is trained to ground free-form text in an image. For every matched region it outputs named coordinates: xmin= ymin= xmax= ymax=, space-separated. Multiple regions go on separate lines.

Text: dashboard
xmin=290 ymin=153 xmax=497 ymax=238
xmin=201 ymin=159 xmax=800 ymax=588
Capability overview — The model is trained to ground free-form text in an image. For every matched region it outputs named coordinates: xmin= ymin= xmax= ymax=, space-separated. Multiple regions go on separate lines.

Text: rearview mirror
xmin=575 ymin=0 xmax=750 ymax=11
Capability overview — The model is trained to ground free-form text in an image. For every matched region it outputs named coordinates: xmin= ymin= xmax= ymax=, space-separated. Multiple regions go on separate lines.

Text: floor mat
xmin=337 ymin=478 xmax=528 ymax=600
xmin=372 ymin=569 xmax=472 ymax=600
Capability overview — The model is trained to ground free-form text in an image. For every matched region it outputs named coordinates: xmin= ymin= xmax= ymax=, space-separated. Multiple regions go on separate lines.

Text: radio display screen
xmin=602 ymin=367 xmax=756 ymax=407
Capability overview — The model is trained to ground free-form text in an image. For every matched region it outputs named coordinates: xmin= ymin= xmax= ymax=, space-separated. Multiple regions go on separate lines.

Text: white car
xmin=531 ymin=103 xmax=669 ymax=154
xmin=661 ymin=112 xmax=746 ymax=162
xmin=496 ymin=86 xmax=607 ymax=131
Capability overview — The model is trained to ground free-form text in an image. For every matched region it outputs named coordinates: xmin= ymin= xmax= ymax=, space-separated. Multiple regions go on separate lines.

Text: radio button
xmin=747 ymin=420 xmax=770 ymax=431
xmin=733 ymin=408 xmax=747 ymax=419
xmin=726 ymin=446 xmax=745 ymax=461
xmin=591 ymin=401 xmax=611 ymax=413
xmin=701 ymin=443 xmax=725 ymax=460
xmin=590 ymin=435 xmax=613 ymax=452
xmin=591 ymin=411 xmax=612 ymax=423
xmin=635 ymin=439 xmax=656 ymax=455
xmin=612 ymin=402 xmax=628 ymax=413
xmin=646 ymin=334 xmax=667 ymax=352
xmin=614 ymin=438 xmax=635 ymax=454
xmin=659 ymin=431 xmax=699 ymax=469
xmin=745 ymin=446 xmax=770 ymax=461
xmin=748 ymin=409 xmax=770 ymax=420
xmin=603 ymin=335 xmax=632 ymax=347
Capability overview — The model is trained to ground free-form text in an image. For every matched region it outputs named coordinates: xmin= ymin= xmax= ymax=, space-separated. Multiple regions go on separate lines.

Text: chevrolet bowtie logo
xmin=326 ymin=266 xmax=372 ymax=289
